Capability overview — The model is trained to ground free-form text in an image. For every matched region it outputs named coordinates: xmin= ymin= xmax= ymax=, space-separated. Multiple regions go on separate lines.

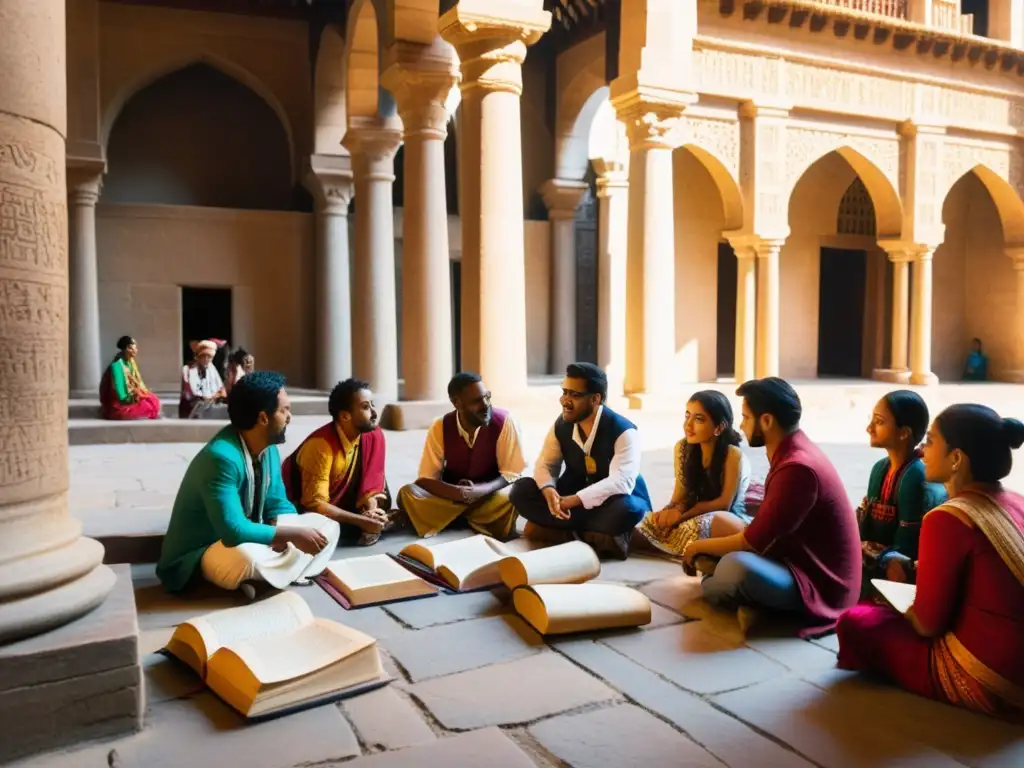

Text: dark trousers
xmin=509 ymin=477 xmax=647 ymax=537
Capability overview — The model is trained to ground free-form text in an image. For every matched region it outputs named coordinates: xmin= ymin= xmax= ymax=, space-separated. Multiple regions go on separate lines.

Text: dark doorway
xmin=181 ymin=286 xmax=232 ymax=364
xmin=575 ymin=171 xmax=599 ymax=363
xmin=716 ymin=242 xmax=737 ymax=378
xmin=817 ymin=248 xmax=867 ymax=378
xmin=450 ymin=260 xmax=462 ymax=372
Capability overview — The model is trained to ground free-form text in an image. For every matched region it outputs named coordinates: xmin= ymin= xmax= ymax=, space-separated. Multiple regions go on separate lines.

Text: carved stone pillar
xmin=540 ymin=178 xmax=588 ymax=373
xmin=342 ymin=118 xmax=403 ymax=401
xmin=614 ymin=103 xmax=685 ymax=398
xmin=888 ymin=249 xmax=912 ymax=373
xmin=441 ymin=0 xmax=551 ymax=402
xmin=726 ymin=237 xmax=759 ymax=384
xmin=383 ymin=44 xmax=458 ymax=404
xmin=306 ymin=155 xmax=355 ymax=391
xmin=67 ymin=167 xmax=104 ymax=395
xmin=593 ymin=160 xmax=629 ymax=396
xmin=909 ymin=248 xmax=938 ymax=385
xmin=754 ymin=239 xmax=783 ymax=379
xmin=0 ymin=0 xmax=115 ymax=644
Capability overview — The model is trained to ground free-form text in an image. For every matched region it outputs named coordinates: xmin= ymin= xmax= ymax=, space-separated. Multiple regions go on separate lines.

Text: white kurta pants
xmin=200 ymin=513 xmax=341 ymax=591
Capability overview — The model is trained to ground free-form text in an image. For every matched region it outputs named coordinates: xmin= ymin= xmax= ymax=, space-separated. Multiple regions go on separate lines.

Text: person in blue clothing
xmin=510 ymin=362 xmax=652 ymax=559
xmin=157 ymin=371 xmax=339 ymax=594
xmin=859 ymin=390 xmax=947 ymax=585
xmin=963 ymin=337 xmax=988 ymax=381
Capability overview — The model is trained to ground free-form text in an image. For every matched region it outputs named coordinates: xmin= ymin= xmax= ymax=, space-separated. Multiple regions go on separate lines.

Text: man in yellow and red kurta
xmin=281 ymin=378 xmax=394 ymax=546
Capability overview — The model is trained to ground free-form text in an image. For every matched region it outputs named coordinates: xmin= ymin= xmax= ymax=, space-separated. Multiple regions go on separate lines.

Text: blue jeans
xmin=701 ymin=551 xmax=803 ymax=612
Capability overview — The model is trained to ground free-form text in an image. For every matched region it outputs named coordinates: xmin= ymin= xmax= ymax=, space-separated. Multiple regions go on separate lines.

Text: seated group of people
xmin=99 ymin=335 xmax=255 ymax=421
xmin=155 ymin=364 xmax=1024 ymax=724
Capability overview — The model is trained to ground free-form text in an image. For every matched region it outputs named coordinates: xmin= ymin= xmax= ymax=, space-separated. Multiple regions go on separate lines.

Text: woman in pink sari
xmin=837 ymin=404 xmax=1024 ymax=722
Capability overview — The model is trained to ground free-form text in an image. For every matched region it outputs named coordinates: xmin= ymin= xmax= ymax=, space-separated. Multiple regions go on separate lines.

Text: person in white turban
xmin=179 ymin=339 xmax=227 ymax=419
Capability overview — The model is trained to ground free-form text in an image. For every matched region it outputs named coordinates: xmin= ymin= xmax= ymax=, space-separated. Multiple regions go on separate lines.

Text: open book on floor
xmin=871 ymin=578 xmax=917 ymax=614
xmin=498 ymin=540 xmax=601 ymax=589
xmin=164 ymin=591 xmax=388 ymax=718
xmin=394 ymin=534 xmax=514 ymax=592
xmin=513 ymin=583 xmax=652 ymax=635
xmin=316 ymin=554 xmax=440 ymax=609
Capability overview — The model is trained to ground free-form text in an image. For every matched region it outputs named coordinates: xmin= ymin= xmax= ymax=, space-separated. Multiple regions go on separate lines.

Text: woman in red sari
xmin=99 ymin=336 xmax=163 ymax=420
xmin=837 ymin=404 xmax=1024 ymax=722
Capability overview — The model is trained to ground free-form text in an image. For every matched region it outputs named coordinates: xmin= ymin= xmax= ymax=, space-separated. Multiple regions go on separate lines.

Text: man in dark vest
xmin=510 ymin=362 xmax=651 ymax=559
xmin=397 ymin=372 xmax=527 ymax=539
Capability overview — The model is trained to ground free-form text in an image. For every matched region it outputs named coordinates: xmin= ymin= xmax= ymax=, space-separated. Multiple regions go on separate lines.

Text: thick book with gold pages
xmin=498 ymin=540 xmax=601 ymax=589
xmin=164 ymin=591 xmax=387 ymax=718
xmin=396 ymin=534 xmax=513 ymax=591
xmin=320 ymin=554 xmax=440 ymax=607
xmin=512 ymin=583 xmax=652 ymax=635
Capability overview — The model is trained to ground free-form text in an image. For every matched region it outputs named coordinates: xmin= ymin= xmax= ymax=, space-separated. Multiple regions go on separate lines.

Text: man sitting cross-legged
xmin=682 ymin=377 xmax=861 ymax=636
xmin=510 ymin=362 xmax=652 ymax=559
xmin=157 ymin=372 xmax=340 ymax=595
xmin=397 ymin=372 xmax=526 ymax=540
xmin=281 ymin=378 xmax=395 ymax=547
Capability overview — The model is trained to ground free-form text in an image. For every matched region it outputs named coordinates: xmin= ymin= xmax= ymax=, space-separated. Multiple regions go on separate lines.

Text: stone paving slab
xmin=295 ymin=585 xmax=410 ymax=640
xmin=341 ymin=685 xmax=437 ymax=751
xmin=383 ymin=589 xmax=509 ymax=628
xmin=408 ymin=652 xmax=621 ymax=730
xmin=596 ymin=554 xmax=685 ymax=584
xmin=10 ymin=694 xmax=360 ymax=768
xmin=529 ymin=703 xmax=727 ymax=768
xmin=552 ymin=638 xmax=813 ymax=768
xmin=712 ymin=676 xmax=967 ymax=768
xmin=601 ymin=621 xmax=787 ymax=695
xmin=640 ymin=574 xmax=706 ymax=613
xmin=342 ymin=727 xmax=536 ymax=767
xmin=744 ymin=634 xmax=844 ymax=677
xmin=814 ymin=675 xmax=1024 ymax=768
xmin=383 ymin=614 xmax=545 ymax=682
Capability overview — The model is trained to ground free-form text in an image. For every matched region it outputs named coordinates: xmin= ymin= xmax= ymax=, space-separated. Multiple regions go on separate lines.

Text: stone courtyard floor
xmin=17 ymin=383 xmax=1024 ymax=767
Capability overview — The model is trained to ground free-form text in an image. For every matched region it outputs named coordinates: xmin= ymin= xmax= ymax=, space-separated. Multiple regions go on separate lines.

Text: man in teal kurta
xmin=157 ymin=371 xmax=339 ymax=593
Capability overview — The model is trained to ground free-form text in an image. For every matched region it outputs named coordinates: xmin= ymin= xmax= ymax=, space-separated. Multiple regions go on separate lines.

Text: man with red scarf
xmin=282 ymin=378 xmax=394 ymax=546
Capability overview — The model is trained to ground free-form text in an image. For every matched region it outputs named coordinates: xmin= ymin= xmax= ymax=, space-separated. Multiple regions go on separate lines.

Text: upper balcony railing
xmin=811 ymin=0 xmax=975 ymax=35
xmin=812 ymin=0 xmax=908 ymax=19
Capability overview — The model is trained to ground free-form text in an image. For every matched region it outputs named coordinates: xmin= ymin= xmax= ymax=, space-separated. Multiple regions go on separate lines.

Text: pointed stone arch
xmin=945 ymin=163 xmax=1024 ymax=245
xmin=677 ymin=140 xmax=744 ymax=233
xmin=101 ymin=52 xmax=296 ymax=183
xmin=314 ymin=23 xmax=348 ymax=156
xmin=346 ymin=0 xmax=383 ymax=121
xmin=784 ymin=130 xmax=903 ymax=238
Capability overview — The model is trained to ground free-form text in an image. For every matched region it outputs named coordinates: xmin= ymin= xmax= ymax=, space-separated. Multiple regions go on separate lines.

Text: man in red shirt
xmin=683 ymin=377 xmax=861 ymax=636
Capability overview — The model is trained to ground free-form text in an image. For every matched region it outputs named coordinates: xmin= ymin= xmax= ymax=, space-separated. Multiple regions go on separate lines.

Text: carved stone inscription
xmin=0 ymin=118 xmax=69 ymax=502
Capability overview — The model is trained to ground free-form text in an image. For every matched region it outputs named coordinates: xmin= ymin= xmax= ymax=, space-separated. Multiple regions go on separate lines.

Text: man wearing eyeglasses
xmin=510 ymin=362 xmax=651 ymax=559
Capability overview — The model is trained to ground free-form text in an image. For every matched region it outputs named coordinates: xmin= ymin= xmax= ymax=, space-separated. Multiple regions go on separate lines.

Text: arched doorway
xmin=785 ymin=149 xmax=896 ymax=379
xmin=102 ymin=62 xmax=302 ymax=387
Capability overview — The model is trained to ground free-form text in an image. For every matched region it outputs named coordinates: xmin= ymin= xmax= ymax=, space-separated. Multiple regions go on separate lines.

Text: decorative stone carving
xmin=540 ymin=178 xmax=588 ymax=219
xmin=382 ymin=44 xmax=460 ymax=142
xmin=837 ymin=177 xmax=877 ymax=236
xmin=785 ymin=126 xmax=901 ymax=193
xmin=342 ymin=118 xmax=404 ymax=181
xmin=440 ymin=2 xmax=551 ymax=97
xmin=679 ymin=116 xmax=741 ymax=182
xmin=306 ymin=167 xmax=354 ymax=216
xmin=692 ymin=46 xmax=781 ymax=99
xmin=786 ymin=61 xmax=914 ymax=121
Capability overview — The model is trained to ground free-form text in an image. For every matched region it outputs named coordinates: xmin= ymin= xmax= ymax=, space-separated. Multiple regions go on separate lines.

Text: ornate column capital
xmin=440 ymin=1 xmax=551 ymax=96
xmin=611 ymin=91 xmax=689 ymax=151
xmin=67 ymin=166 xmax=103 ymax=207
xmin=878 ymin=240 xmax=936 ymax=262
xmin=540 ymin=178 xmax=588 ymax=220
xmin=382 ymin=41 xmax=460 ymax=141
xmin=592 ymin=157 xmax=629 ymax=194
xmin=305 ymin=154 xmax=354 ymax=215
xmin=342 ymin=117 xmax=403 ymax=181
xmin=725 ymin=233 xmax=787 ymax=259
